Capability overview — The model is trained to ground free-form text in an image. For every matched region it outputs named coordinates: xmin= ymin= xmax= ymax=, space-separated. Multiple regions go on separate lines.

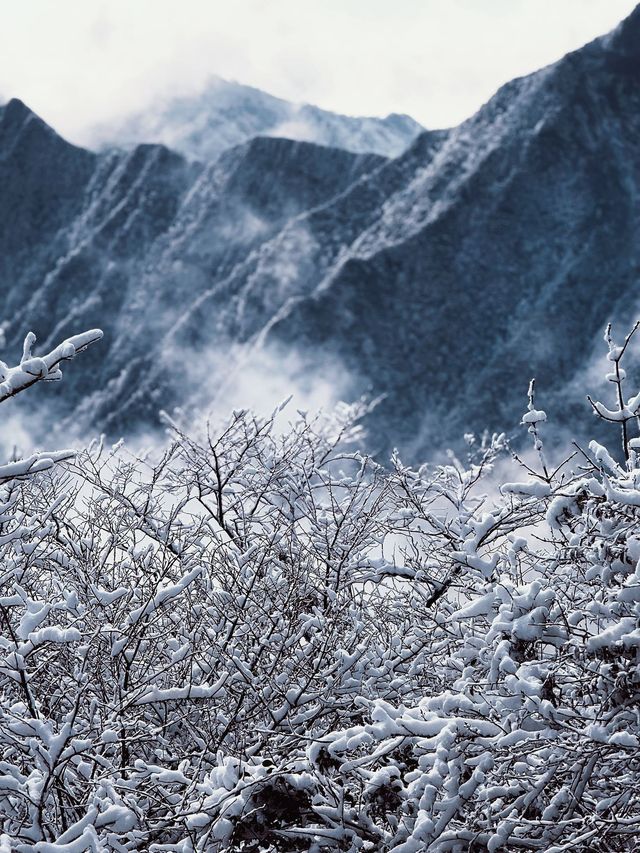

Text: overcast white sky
xmin=1 ymin=0 xmax=637 ymax=143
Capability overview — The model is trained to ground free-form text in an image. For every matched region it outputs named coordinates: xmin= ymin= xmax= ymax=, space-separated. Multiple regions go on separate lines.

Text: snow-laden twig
xmin=0 ymin=328 xmax=103 ymax=403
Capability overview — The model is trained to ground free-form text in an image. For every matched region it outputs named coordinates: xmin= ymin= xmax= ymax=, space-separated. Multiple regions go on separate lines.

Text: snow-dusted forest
xmin=1 ymin=322 xmax=640 ymax=851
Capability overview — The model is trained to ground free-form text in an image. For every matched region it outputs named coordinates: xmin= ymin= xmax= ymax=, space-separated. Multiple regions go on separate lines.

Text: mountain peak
xmin=3 ymin=96 xmax=33 ymax=115
xmin=601 ymin=3 xmax=640 ymax=57
xmin=0 ymin=97 xmax=59 ymax=154
xmin=0 ymin=97 xmax=95 ymax=164
xmin=1 ymin=97 xmax=38 ymax=128
xmin=86 ymin=79 xmax=423 ymax=161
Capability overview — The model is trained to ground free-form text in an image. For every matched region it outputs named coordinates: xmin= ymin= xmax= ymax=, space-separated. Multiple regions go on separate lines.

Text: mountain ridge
xmin=84 ymin=76 xmax=424 ymax=161
xmin=1 ymin=6 xmax=640 ymax=457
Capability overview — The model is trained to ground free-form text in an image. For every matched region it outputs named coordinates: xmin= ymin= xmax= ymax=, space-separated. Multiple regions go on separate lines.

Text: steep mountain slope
xmin=0 ymin=99 xmax=385 ymax=435
xmin=227 ymin=6 xmax=640 ymax=453
xmin=0 ymin=99 xmax=95 ymax=312
xmin=134 ymin=5 xmax=640 ymax=456
xmin=2 ymin=7 xmax=640 ymax=458
xmin=85 ymin=77 xmax=424 ymax=161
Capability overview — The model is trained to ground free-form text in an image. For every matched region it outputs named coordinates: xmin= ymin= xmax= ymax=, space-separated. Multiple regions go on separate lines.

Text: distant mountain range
xmin=85 ymin=77 xmax=424 ymax=161
xmin=1 ymin=6 xmax=639 ymax=458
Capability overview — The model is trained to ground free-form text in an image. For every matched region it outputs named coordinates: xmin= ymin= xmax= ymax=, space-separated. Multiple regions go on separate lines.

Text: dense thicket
xmin=1 ymin=326 xmax=640 ymax=852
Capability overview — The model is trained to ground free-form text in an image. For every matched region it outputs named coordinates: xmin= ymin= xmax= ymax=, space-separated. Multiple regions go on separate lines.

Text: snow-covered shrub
xmin=1 ymin=324 xmax=640 ymax=851
xmin=300 ymin=328 xmax=640 ymax=853
xmin=0 ymin=328 xmax=102 ymax=480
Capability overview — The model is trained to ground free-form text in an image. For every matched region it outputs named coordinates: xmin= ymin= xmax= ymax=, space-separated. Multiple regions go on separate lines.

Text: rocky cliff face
xmin=2 ymin=7 xmax=640 ymax=457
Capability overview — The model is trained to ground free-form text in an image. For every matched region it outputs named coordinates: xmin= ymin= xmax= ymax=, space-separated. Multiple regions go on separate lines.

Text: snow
xmin=0 ymin=329 xmax=103 ymax=403
xmin=501 ymin=479 xmax=551 ymax=497
xmin=451 ymin=592 xmax=495 ymax=620
xmin=134 ymin=676 xmax=228 ymax=705
xmin=521 ymin=409 xmax=547 ymax=424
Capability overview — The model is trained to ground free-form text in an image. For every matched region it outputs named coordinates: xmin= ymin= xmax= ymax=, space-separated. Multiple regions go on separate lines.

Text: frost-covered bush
xmin=0 ymin=327 xmax=102 ymax=481
xmin=1 ymin=325 xmax=640 ymax=851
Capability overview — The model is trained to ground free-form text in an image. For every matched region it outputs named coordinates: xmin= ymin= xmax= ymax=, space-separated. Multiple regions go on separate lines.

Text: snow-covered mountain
xmin=85 ymin=77 xmax=424 ymax=161
xmin=2 ymin=6 xmax=640 ymax=457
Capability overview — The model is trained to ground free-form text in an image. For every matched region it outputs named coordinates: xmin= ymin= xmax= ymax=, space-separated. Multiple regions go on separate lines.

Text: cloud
xmin=1 ymin=1 xmax=636 ymax=144
xmin=0 ymin=403 xmax=38 ymax=460
xmin=114 ymin=336 xmax=359 ymax=461
xmin=157 ymin=328 xmax=352 ymax=430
